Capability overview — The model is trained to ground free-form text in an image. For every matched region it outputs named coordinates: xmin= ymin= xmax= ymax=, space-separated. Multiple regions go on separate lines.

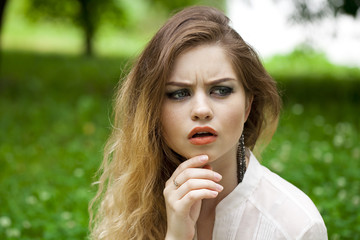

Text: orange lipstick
xmin=188 ymin=126 xmax=218 ymax=145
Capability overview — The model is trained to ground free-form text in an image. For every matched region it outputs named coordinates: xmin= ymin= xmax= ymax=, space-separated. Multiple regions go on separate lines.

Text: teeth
xmin=197 ymin=132 xmax=209 ymax=134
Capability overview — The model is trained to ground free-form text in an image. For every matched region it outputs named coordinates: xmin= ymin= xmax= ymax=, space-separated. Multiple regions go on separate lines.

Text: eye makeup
xmin=166 ymin=88 xmax=191 ymax=100
xmin=210 ymin=86 xmax=234 ymax=97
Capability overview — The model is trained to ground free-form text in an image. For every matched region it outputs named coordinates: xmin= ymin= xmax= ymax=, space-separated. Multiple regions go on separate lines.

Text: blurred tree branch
xmin=24 ymin=0 xmax=129 ymax=56
xmin=21 ymin=0 xmax=225 ymax=57
xmin=289 ymin=0 xmax=360 ymax=24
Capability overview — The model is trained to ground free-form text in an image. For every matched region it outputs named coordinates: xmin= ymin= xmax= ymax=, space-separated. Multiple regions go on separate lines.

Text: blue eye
xmin=166 ymin=89 xmax=191 ymax=100
xmin=211 ymin=86 xmax=233 ymax=97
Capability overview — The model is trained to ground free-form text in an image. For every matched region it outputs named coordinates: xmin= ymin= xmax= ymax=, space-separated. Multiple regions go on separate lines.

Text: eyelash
xmin=211 ymin=86 xmax=233 ymax=96
xmin=166 ymin=86 xmax=233 ymax=100
xmin=166 ymin=89 xmax=191 ymax=100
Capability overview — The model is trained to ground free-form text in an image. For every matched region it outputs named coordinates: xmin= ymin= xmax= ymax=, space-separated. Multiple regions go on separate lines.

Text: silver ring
xmin=173 ymin=178 xmax=179 ymax=187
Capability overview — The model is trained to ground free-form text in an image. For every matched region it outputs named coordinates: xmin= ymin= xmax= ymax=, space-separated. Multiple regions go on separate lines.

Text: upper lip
xmin=188 ymin=126 xmax=218 ymax=139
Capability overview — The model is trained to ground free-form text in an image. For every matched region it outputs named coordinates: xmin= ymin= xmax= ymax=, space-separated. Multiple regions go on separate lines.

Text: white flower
xmin=336 ymin=177 xmax=347 ymax=188
xmin=39 ymin=191 xmax=51 ymax=201
xmin=291 ymin=103 xmax=304 ymax=115
xmin=26 ymin=195 xmax=37 ymax=205
xmin=6 ymin=228 xmax=20 ymax=238
xmin=74 ymin=168 xmax=84 ymax=178
xmin=61 ymin=211 xmax=72 ymax=220
xmin=0 ymin=216 xmax=11 ymax=228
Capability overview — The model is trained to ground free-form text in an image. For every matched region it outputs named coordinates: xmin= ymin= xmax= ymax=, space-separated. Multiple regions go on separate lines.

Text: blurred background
xmin=0 ymin=0 xmax=359 ymax=239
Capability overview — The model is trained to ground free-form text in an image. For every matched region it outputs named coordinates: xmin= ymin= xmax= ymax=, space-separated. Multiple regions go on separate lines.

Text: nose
xmin=191 ymin=93 xmax=213 ymax=121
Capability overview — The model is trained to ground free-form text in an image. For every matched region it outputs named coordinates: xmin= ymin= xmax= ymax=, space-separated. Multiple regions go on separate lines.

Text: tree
xmin=25 ymin=0 xmax=129 ymax=56
xmin=0 ymin=0 xmax=9 ymax=49
xmin=289 ymin=0 xmax=360 ymax=23
xmin=24 ymin=0 xmax=225 ymax=57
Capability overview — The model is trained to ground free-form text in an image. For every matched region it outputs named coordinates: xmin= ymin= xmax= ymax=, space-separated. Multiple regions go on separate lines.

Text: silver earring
xmin=237 ymin=133 xmax=246 ymax=184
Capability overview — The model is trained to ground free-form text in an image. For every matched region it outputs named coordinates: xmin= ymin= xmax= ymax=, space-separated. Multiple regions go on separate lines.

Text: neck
xmin=201 ymin=147 xmax=250 ymax=212
xmin=202 ymin=146 xmax=238 ymax=211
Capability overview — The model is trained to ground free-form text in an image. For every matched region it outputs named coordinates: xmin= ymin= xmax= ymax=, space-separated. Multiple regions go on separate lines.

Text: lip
xmin=188 ymin=126 xmax=218 ymax=145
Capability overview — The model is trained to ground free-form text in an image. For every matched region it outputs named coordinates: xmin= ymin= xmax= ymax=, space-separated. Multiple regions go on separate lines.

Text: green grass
xmin=0 ymin=51 xmax=128 ymax=239
xmin=1 ymin=0 xmax=163 ymax=57
xmin=263 ymin=50 xmax=360 ymax=239
xmin=0 ymin=50 xmax=359 ymax=239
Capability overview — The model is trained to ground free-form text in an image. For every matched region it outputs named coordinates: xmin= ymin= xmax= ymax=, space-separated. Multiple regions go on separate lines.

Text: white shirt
xmin=196 ymin=151 xmax=327 ymax=240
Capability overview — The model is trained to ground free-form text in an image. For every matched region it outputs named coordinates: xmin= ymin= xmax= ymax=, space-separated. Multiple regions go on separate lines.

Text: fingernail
xmin=199 ymin=155 xmax=208 ymax=162
xmin=216 ymin=184 xmax=224 ymax=191
xmin=212 ymin=191 xmax=219 ymax=197
xmin=214 ymin=172 xmax=222 ymax=181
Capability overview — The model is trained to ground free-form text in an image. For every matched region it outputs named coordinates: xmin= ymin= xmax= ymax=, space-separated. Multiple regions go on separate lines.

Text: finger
xmin=174 ymin=168 xmax=222 ymax=187
xmin=178 ymin=189 xmax=219 ymax=213
xmin=176 ymin=179 xmax=223 ymax=200
xmin=166 ymin=155 xmax=209 ymax=187
xmin=173 ymin=155 xmax=209 ymax=177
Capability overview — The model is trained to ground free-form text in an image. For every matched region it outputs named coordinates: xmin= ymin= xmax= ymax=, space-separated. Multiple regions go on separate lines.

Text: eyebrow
xmin=166 ymin=77 xmax=236 ymax=87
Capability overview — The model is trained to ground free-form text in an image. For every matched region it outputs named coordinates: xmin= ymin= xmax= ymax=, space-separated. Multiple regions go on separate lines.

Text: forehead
xmin=169 ymin=44 xmax=237 ymax=82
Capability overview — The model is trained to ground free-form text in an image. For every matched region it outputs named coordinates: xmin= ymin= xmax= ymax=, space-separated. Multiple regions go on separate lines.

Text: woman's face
xmin=161 ymin=44 xmax=251 ymax=163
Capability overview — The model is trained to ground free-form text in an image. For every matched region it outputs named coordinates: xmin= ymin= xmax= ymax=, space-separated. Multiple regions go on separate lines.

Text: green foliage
xmin=151 ymin=0 xmax=225 ymax=12
xmin=0 ymin=49 xmax=359 ymax=239
xmin=264 ymin=47 xmax=360 ymax=104
xmin=25 ymin=0 xmax=129 ymax=27
xmin=263 ymin=49 xmax=360 ymax=239
xmin=20 ymin=0 xmax=226 ymax=56
xmin=290 ymin=0 xmax=360 ymax=23
xmin=0 ymin=50 xmax=128 ymax=239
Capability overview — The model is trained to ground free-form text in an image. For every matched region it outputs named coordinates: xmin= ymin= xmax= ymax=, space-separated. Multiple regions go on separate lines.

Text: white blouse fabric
xmin=196 ymin=151 xmax=327 ymax=240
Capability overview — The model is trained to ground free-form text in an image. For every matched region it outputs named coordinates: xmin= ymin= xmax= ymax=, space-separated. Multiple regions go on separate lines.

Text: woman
xmin=89 ymin=6 xmax=327 ymax=239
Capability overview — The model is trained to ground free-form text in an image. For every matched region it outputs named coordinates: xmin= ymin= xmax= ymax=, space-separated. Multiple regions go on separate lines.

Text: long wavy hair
xmin=89 ymin=6 xmax=281 ymax=239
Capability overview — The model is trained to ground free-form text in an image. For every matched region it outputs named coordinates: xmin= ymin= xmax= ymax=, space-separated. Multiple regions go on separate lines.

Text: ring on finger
xmin=173 ymin=178 xmax=179 ymax=188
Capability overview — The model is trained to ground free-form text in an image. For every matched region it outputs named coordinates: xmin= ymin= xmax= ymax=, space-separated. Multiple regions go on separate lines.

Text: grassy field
xmin=0 ymin=49 xmax=359 ymax=239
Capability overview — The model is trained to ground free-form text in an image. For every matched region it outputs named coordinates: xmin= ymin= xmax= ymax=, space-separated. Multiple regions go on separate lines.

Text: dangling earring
xmin=236 ymin=133 xmax=246 ymax=184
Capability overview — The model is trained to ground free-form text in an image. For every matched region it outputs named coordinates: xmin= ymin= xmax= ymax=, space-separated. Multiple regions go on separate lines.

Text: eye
xmin=166 ymin=89 xmax=191 ymax=100
xmin=211 ymin=86 xmax=233 ymax=97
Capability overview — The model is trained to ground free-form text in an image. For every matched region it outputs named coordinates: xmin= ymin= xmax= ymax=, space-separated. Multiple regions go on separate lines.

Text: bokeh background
xmin=0 ymin=0 xmax=359 ymax=239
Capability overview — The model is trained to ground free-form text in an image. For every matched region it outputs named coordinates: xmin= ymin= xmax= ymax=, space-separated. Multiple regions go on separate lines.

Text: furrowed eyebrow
xmin=208 ymin=78 xmax=236 ymax=85
xmin=166 ymin=78 xmax=236 ymax=86
xmin=165 ymin=82 xmax=191 ymax=87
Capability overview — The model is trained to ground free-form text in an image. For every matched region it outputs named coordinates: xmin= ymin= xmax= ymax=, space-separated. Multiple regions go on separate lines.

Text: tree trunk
xmin=0 ymin=0 xmax=9 ymax=49
xmin=0 ymin=0 xmax=9 ymax=71
xmin=78 ymin=0 xmax=94 ymax=56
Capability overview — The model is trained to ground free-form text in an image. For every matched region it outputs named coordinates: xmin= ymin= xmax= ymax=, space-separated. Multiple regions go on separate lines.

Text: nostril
xmin=191 ymin=105 xmax=213 ymax=120
xmin=192 ymin=113 xmax=212 ymax=121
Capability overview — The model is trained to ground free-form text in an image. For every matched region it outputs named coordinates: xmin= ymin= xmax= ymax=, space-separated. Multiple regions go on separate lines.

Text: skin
xmin=161 ymin=44 xmax=252 ymax=240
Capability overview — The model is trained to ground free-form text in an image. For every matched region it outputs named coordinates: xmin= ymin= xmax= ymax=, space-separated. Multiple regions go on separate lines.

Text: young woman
xmin=89 ymin=6 xmax=327 ymax=240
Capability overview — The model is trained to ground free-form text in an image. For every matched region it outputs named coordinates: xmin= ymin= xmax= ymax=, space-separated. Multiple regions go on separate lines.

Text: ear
xmin=244 ymin=94 xmax=253 ymax=122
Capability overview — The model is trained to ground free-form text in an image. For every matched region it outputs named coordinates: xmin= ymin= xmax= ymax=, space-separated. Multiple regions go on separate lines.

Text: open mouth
xmin=188 ymin=127 xmax=218 ymax=145
xmin=192 ymin=132 xmax=215 ymax=138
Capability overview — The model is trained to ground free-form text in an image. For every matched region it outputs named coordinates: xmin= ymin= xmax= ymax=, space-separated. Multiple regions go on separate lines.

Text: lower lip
xmin=189 ymin=136 xmax=217 ymax=145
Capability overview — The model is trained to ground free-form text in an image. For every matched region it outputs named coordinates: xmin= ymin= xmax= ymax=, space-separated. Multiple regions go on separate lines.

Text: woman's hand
xmin=163 ymin=155 xmax=223 ymax=240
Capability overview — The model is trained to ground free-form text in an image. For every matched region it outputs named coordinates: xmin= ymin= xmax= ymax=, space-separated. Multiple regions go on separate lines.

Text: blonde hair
xmin=89 ymin=6 xmax=281 ymax=239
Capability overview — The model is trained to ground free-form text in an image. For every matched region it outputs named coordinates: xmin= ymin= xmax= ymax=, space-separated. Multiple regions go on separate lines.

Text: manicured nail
xmin=214 ymin=172 xmax=222 ymax=181
xmin=216 ymin=184 xmax=224 ymax=191
xmin=212 ymin=191 xmax=219 ymax=197
xmin=199 ymin=155 xmax=208 ymax=162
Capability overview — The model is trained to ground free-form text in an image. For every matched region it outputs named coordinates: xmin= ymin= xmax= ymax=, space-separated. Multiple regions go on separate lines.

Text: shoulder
xmin=248 ymin=164 xmax=327 ymax=239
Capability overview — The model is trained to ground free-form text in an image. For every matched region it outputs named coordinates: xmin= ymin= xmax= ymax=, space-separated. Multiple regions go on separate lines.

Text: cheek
xmin=226 ymin=111 xmax=244 ymax=130
xmin=221 ymin=102 xmax=247 ymax=133
xmin=161 ymin=104 xmax=182 ymax=140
